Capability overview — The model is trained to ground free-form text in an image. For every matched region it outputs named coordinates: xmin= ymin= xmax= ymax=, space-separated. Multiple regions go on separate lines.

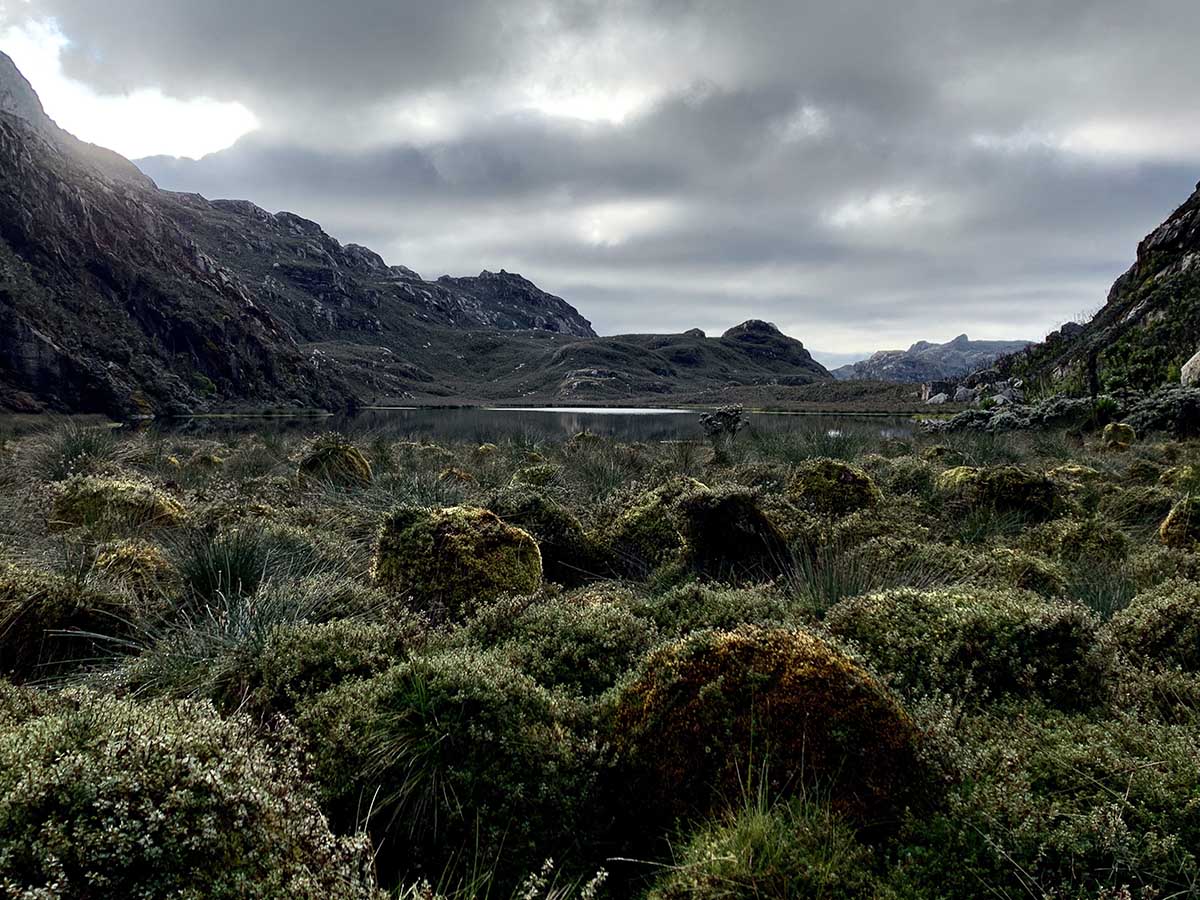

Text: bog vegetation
xmin=1 ymin=410 xmax=1200 ymax=898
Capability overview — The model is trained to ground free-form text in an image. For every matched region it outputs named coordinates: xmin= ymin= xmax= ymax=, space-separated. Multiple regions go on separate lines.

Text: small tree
xmin=700 ymin=405 xmax=747 ymax=465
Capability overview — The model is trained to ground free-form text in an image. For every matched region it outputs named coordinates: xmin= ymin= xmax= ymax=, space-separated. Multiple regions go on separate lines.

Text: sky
xmin=2 ymin=1 xmax=1199 ymax=359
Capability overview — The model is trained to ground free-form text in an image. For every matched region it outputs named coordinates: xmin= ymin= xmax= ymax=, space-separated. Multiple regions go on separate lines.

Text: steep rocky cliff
xmin=997 ymin=181 xmax=1200 ymax=393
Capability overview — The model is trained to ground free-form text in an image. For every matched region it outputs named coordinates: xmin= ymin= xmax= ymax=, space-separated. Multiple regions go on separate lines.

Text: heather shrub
xmin=50 ymin=475 xmax=186 ymax=534
xmin=611 ymin=627 xmax=925 ymax=832
xmin=826 ymin=587 xmax=1107 ymax=707
xmin=632 ymin=582 xmax=794 ymax=634
xmin=788 ymin=458 xmax=882 ymax=517
xmin=1104 ymin=579 xmax=1200 ymax=671
xmin=0 ymin=691 xmax=378 ymax=899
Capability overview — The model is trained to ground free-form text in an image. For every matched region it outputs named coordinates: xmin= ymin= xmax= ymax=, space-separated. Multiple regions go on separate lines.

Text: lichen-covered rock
xmin=486 ymin=485 xmax=599 ymax=586
xmin=827 ymin=587 xmax=1107 ymax=707
xmin=297 ymin=433 xmax=372 ymax=488
xmin=1106 ymin=579 xmax=1200 ymax=671
xmin=788 ymin=459 xmax=881 ymax=517
xmin=94 ymin=539 xmax=179 ymax=598
xmin=1101 ymin=422 xmax=1136 ymax=450
xmin=935 ymin=465 xmax=1057 ymax=519
xmin=612 ymin=626 xmax=925 ymax=829
xmin=50 ymin=475 xmax=186 ymax=534
xmin=371 ymin=506 xmax=542 ymax=618
xmin=1160 ymin=496 xmax=1200 ymax=549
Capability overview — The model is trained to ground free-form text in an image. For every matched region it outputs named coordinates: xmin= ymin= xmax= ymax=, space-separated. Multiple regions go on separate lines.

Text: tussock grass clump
xmin=1159 ymin=495 xmax=1200 ymax=548
xmin=28 ymin=420 xmax=123 ymax=481
xmin=93 ymin=539 xmax=179 ymax=598
xmin=297 ymin=432 xmax=373 ymax=488
xmin=371 ymin=506 xmax=542 ymax=619
xmin=826 ymin=587 xmax=1108 ymax=707
xmin=0 ymin=690 xmax=378 ymax=898
xmin=612 ymin=626 xmax=926 ymax=832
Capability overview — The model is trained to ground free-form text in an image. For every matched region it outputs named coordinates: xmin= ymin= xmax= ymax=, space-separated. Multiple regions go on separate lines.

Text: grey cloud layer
xmin=16 ymin=0 xmax=1200 ymax=347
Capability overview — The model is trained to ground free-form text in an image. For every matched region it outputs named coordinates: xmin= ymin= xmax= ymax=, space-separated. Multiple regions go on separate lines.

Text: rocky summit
xmin=832 ymin=334 xmax=1033 ymax=383
xmin=0 ymin=52 xmax=830 ymax=416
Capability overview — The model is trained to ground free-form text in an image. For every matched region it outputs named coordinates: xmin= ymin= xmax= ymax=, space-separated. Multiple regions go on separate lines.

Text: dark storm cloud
xmin=12 ymin=0 xmax=1200 ymax=347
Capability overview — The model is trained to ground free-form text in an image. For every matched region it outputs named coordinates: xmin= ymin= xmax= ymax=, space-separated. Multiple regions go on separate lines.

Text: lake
xmin=147 ymin=407 xmax=916 ymax=443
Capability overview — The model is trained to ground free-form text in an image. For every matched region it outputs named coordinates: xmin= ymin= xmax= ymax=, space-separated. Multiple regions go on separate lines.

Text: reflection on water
xmin=148 ymin=407 xmax=914 ymax=444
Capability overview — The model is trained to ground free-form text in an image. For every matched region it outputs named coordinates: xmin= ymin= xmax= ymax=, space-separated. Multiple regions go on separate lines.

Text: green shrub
xmin=297 ymin=433 xmax=373 ymax=488
xmin=465 ymin=592 xmax=657 ymax=696
xmin=826 ymin=587 xmax=1107 ymax=707
xmin=510 ymin=463 xmax=564 ymax=488
xmin=298 ymin=648 xmax=598 ymax=889
xmin=371 ymin=506 xmax=542 ymax=619
xmin=486 ymin=486 xmax=600 ymax=587
xmin=632 ymin=582 xmax=794 ymax=635
xmin=1098 ymin=484 xmax=1177 ymax=531
xmin=1022 ymin=517 xmax=1131 ymax=564
xmin=788 ymin=458 xmax=882 ymax=517
xmin=51 ymin=475 xmax=186 ymax=534
xmin=672 ymin=483 xmax=789 ymax=582
xmin=0 ymin=691 xmax=378 ymax=898
xmin=1160 ymin=496 xmax=1200 ymax=548
xmin=0 ymin=561 xmax=137 ymax=680
xmin=611 ymin=627 xmax=925 ymax=832
xmin=1101 ymin=422 xmax=1136 ymax=450
xmin=647 ymin=789 xmax=883 ymax=900
xmin=971 ymin=548 xmax=1068 ymax=598
xmin=934 ymin=465 xmax=1058 ymax=520
xmin=1105 ymin=579 xmax=1200 ymax=671
xmin=598 ymin=478 xmax=701 ymax=578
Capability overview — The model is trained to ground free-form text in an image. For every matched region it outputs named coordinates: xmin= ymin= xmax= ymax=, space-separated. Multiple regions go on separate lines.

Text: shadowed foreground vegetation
xmin=1 ymin=414 xmax=1200 ymax=898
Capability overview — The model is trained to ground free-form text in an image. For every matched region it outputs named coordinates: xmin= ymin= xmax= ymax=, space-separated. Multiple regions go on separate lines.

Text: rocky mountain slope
xmin=995 ymin=181 xmax=1200 ymax=393
xmin=0 ymin=53 xmax=829 ymax=416
xmin=832 ymin=334 xmax=1032 ymax=383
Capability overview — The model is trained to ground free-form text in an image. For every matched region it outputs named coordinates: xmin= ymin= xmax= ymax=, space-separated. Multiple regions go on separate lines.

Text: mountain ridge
xmin=832 ymin=334 xmax=1032 ymax=383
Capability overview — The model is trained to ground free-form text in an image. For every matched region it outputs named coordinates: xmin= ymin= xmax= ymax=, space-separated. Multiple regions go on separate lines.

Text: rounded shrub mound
xmin=612 ymin=626 xmax=924 ymax=830
xmin=371 ymin=506 xmax=542 ymax=619
xmin=935 ymin=465 xmax=1057 ymax=519
xmin=1159 ymin=496 xmax=1200 ymax=549
xmin=788 ymin=458 xmax=882 ymax=517
xmin=971 ymin=548 xmax=1067 ymax=598
xmin=1105 ymin=579 xmax=1200 ymax=671
xmin=509 ymin=462 xmax=563 ymax=488
xmin=297 ymin=433 xmax=373 ymax=488
xmin=51 ymin=475 xmax=186 ymax=533
xmin=1023 ymin=517 xmax=1130 ymax=564
xmin=0 ymin=561 xmax=137 ymax=680
xmin=601 ymin=477 xmax=702 ymax=578
xmin=826 ymin=587 xmax=1107 ymax=707
xmin=673 ymin=482 xmax=789 ymax=582
xmin=94 ymin=539 xmax=179 ymax=598
xmin=486 ymin=485 xmax=599 ymax=586
xmin=1101 ymin=422 xmax=1136 ymax=450
xmin=0 ymin=691 xmax=377 ymax=899
xmin=466 ymin=592 xmax=658 ymax=696
xmin=298 ymin=648 xmax=596 ymax=889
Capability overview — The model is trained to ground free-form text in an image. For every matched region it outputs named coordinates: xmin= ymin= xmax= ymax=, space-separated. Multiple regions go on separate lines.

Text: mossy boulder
xmin=1101 ymin=422 xmax=1136 ymax=450
xmin=51 ymin=475 xmax=186 ymax=533
xmin=788 ymin=458 xmax=882 ymax=517
xmin=612 ymin=626 xmax=925 ymax=830
xmin=94 ymin=539 xmax=180 ymax=598
xmin=1160 ymin=496 xmax=1200 ymax=548
xmin=1105 ymin=579 xmax=1200 ymax=671
xmin=485 ymin=485 xmax=599 ymax=586
xmin=826 ymin=587 xmax=1107 ymax=707
xmin=371 ymin=506 xmax=542 ymax=618
xmin=935 ymin=465 xmax=1057 ymax=519
xmin=0 ymin=562 xmax=139 ymax=680
xmin=297 ymin=433 xmax=372 ymax=488
xmin=0 ymin=690 xmax=377 ymax=898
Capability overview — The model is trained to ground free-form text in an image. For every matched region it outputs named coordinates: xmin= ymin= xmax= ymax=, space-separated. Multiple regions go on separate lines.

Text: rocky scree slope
xmin=833 ymin=334 xmax=1032 ymax=383
xmin=995 ymin=181 xmax=1200 ymax=393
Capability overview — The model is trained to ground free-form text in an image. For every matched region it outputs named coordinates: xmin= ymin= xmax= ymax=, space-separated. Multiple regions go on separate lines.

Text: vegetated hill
xmin=832 ymin=334 xmax=1032 ymax=383
xmin=0 ymin=52 xmax=833 ymax=415
xmin=996 ymin=180 xmax=1200 ymax=393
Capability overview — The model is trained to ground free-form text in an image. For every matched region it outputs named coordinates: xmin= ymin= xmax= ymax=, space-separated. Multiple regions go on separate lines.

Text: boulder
xmin=926 ymin=392 xmax=949 ymax=405
xmin=1182 ymin=349 xmax=1200 ymax=386
xmin=953 ymin=385 xmax=975 ymax=403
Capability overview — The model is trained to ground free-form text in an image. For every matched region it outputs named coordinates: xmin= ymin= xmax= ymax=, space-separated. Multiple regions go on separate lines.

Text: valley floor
xmin=1 ymin=414 xmax=1198 ymax=898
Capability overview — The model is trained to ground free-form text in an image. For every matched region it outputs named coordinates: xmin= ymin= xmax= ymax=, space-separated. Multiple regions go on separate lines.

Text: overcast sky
xmin=2 ymin=1 xmax=1199 ymax=358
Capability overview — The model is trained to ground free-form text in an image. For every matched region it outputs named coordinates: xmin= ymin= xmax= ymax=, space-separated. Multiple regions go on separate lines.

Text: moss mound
xmin=94 ymin=539 xmax=179 ymax=598
xmin=826 ymin=587 xmax=1106 ymax=706
xmin=0 ymin=690 xmax=377 ymax=898
xmin=612 ymin=626 xmax=924 ymax=829
xmin=1160 ymin=496 xmax=1200 ymax=548
xmin=972 ymin=548 xmax=1068 ymax=598
xmin=935 ymin=465 xmax=1057 ymax=519
xmin=1024 ymin=517 xmax=1131 ymax=564
xmin=509 ymin=463 xmax=564 ymax=487
xmin=788 ymin=458 xmax=882 ymax=517
xmin=51 ymin=475 xmax=186 ymax=533
xmin=673 ymin=483 xmax=789 ymax=581
xmin=600 ymin=477 xmax=701 ymax=577
xmin=1105 ymin=579 xmax=1200 ymax=671
xmin=371 ymin=506 xmax=542 ymax=618
xmin=1101 ymin=422 xmax=1136 ymax=450
xmin=297 ymin=433 xmax=373 ymax=488
xmin=485 ymin=485 xmax=599 ymax=586
xmin=0 ymin=562 xmax=137 ymax=680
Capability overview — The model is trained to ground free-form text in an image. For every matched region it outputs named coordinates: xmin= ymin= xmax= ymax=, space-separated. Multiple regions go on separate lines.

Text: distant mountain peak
xmin=0 ymin=51 xmax=49 ymax=133
xmin=834 ymin=334 xmax=1032 ymax=383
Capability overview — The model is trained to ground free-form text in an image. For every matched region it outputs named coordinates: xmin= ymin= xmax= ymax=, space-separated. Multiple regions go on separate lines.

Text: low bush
xmin=1104 ymin=579 xmax=1200 ymax=671
xmin=486 ymin=486 xmax=601 ymax=586
xmin=788 ymin=458 xmax=882 ymax=517
xmin=297 ymin=433 xmax=373 ymax=488
xmin=50 ymin=475 xmax=186 ymax=534
xmin=1160 ymin=496 xmax=1200 ymax=548
xmin=934 ymin=464 xmax=1058 ymax=520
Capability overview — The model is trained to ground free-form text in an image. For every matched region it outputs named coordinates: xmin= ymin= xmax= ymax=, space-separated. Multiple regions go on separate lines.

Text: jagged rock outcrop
xmin=833 ymin=334 xmax=1032 ymax=383
xmin=995 ymin=181 xmax=1200 ymax=392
